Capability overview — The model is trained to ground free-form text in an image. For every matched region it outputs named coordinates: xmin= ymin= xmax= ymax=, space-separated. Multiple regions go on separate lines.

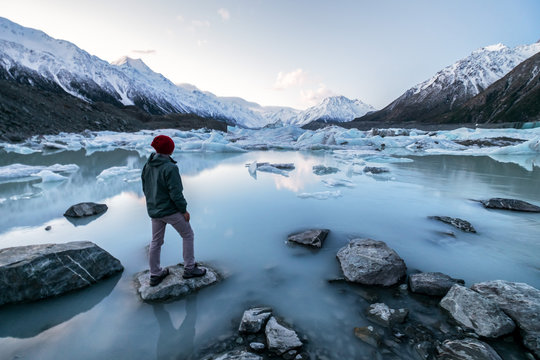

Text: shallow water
xmin=0 ymin=149 xmax=539 ymax=359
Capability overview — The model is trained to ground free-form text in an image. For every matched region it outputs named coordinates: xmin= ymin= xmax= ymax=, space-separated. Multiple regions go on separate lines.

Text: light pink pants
xmin=150 ymin=212 xmax=195 ymax=276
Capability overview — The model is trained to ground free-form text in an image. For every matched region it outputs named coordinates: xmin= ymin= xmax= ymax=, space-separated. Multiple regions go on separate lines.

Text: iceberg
xmin=322 ymin=178 xmax=356 ymax=188
xmin=97 ymin=166 xmax=141 ymax=183
xmin=257 ymin=165 xmax=290 ymax=177
xmin=0 ymin=163 xmax=79 ymax=184
xmin=297 ymin=190 xmax=343 ymax=200
xmin=31 ymin=170 xmax=68 ymax=182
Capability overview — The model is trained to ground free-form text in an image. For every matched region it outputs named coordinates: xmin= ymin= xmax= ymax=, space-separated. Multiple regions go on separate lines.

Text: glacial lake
xmin=0 ymin=148 xmax=539 ymax=359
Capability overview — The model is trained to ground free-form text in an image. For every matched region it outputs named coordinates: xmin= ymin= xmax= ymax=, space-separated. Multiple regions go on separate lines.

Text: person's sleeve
xmin=165 ymin=165 xmax=188 ymax=213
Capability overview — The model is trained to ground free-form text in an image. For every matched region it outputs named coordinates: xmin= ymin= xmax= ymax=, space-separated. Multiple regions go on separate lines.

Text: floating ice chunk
xmin=347 ymin=165 xmax=365 ymax=176
xmin=0 ymin=163 xmax=79 ymax=183
xmin=0 ymin=143 xmax=40 ymax=154
xmin=248 ymin=161 xmax=258 ymax=179
xmin=488 ymin=154 xmax=540 ymax=171
xmin=313 ymin=165 xmax=340 ymax=175
xmin=364 ymin=156 xmax=413 ymax=164
xmin=0 ymin=197 xmax=6 ymax=204
xmin=297 ymin=190 xmax=343 ymax=200
xmin=322 ymin=178 xmax=356 ymax=187
xmin=9 ymin=191 xmax=43 ymax=201
xmin=31 ymin=170 xmax=68 ymax=182
xmin=97 ymin=166 xmax=141 ymax=182
xmin=257 ymin=165 xmax=289 ymax=177
xmin=491 ymin=138 xmax=540 ymax=155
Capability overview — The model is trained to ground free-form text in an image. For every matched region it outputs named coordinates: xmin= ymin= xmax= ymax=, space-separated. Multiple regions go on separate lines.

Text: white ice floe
xmin=30 ymin=170 xmax=68 ymax=182
xmin=297 ymin=190 xmax=343 ymax=200
xmin=322 ymin=178 xmax=356 ymax=188
xmin=0 ymin=163 xmax=79 ymax=183
xmin=256 ymin=165 xmax=289 ymax=177
xmin=248 ymin=161 xmax=258 ymax=179
xmin=97 ymin=166 xmax=141 ymax=183
xmin=364 ymin=156 xmax=414 ymax=164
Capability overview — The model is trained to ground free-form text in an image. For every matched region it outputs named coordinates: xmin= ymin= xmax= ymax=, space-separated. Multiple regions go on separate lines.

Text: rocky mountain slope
xmin=351 ymin=42 xmax=540 ymax=125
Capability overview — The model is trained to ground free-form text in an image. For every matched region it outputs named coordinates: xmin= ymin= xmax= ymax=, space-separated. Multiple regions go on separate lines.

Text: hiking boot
xmin=150 ymin=268 xmax=170 ymax=286
xmin=183 ymin=265 xmax=206 ymax=279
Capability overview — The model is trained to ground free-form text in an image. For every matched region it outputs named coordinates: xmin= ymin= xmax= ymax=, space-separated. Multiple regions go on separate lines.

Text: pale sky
xmin=2 ymin=0 xmax=540 ymax=110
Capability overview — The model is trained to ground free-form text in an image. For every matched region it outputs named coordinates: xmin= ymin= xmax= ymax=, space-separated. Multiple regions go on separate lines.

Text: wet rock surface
xmin=437 ymin=338 xmax=503 ymax=360
xmin=354 ymin=326 xmax=382 ymax=347
xmin=63 ymin=202 xmax=108 ymax=217
xmin=312 ymin=165 xmax=340 ymax=175
xmin=134 ymin=263 xmax=221 ymax=302
xmin=265 ymin=316 xmax=303 ymax=355
xmin=428 ymin=216 xmax=477 ymax=233
xmin=239 ymin=307 xmax=273 ymax=333
xmin=480 ymin=198 xmax=540 ymax=212
xmin=471 ymin=280 xmax=540 ymax=357
xmin=336 ymin=239 xmax=407 ymax=286
xmin=213 ymin=350 xmax=262 ymax=360
xmin=440 ymin=285 xmax=515 ymax=338
xmin=0 ymin=241 xmax=123 ymax=306
xmin=366 ymin=303 xmax=409 ymax=327
xmin=287 ymin=229 xmax=330 ymax=248
xmin=409 ymin=272 xmax=465 ymax=296
xmin=363 ymin=166 xmax=390 ymax=174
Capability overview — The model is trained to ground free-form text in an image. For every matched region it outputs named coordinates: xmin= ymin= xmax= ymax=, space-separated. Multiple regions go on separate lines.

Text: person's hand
xmin=183 ymin=211 xmax=190 ymax=222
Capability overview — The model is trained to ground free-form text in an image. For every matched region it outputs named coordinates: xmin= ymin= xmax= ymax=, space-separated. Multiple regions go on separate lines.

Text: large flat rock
xmin=134 ymin=264 xmax=221 ymax=302
xmin=480 ymin=198 xmax=540 ymax=212
xmin=64 ymin=202 xmax=108 ymax=217
xmin=437 ymin=338 xmax=502 ymax=360
xmin=0 ymin=241 xmax=123 ymax=306
xmin=409 ymin=272 xmax=465 ymax=296
xmin=440 ymin=285 xmax=515 ymax=338
xmin=287 ymin=229 xmax=329 ymax=248
xmin=265 ymin=316 xmax=303 ymax=355
xmin=239 ymin=307 xmax=273 ymax=333
xmin=336 ymin=239 xmax=406 ymax=286
xmin=471 ymin=280 xmax=540 ymax=358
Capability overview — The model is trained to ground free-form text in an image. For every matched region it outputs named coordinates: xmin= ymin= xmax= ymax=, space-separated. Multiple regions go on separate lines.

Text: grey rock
xmin=409 ymin=272 xmax=465 ymax=296
xmin=336 ymin=239 xmax=407 ymax=286
xmin=239 ymin=307 xmax=273 ymax=333
xmin=44 ymin=225 xmax=52 ymax=231
xmin=312 ymin=165 xmax=340 ymax=175
xmin=480 ymin=198 xmax=540 ymax=212
xmin=363 ymin=166 xmax=389 ymax=174
xmin=64 ymin=202 xmax=108 ymax=217
xmin=134 ymin=263 xmax=221 ymax=302
xmin=283 ymin=350 xmax=298 ymax=360
xmin=354 ymin=326 xmax=381 ymax=347
xmin=366 ymin=303 xmax=409 ymax=327
xmin=214 ymin=350 xmax=263 ymax=360
xmin=428 ymin=216 xmax=477 ymax=233
xmin=287 ymin=229 xmax=330 ymax=248
xmin=0 ymin=241 xmax=123 ymax=306
xmin=439 ymin=285 xmax=515 ymax=338
xmin=249 ymin=342 xmax=265 ymax=351
xmin=437 ymin=338 xmax=502 ymax=360
xmin=471 ymin=280 xmax=540 ymax=358
xmin=265 ymin=317 xmax=303 ymax=355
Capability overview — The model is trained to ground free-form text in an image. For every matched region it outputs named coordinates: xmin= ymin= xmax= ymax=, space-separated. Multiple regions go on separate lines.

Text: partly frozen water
xmin=0 ymin=134 xmax=539 ymax=359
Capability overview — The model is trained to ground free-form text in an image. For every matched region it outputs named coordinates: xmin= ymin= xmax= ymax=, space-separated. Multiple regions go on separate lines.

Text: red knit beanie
xmin=151 ymin=135 xmax=175 ymax=154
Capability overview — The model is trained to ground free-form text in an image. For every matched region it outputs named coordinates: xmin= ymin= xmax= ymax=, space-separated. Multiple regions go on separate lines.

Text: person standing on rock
xmin=141 ymin=135 xmax=206 ymax=286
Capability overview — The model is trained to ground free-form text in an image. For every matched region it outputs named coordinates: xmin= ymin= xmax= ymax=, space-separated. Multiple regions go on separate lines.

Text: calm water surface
xmin=0 ymin=149 xmax=539 ymax=359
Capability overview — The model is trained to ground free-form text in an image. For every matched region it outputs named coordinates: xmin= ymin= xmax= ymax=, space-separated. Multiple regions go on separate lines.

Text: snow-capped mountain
xmin=292 ymin=96 xmax=375 ymax=126
xmin=0 ymin=17 xmax=375 ymax=128
xmin=357 ymin=41 xmax=540 ymax=124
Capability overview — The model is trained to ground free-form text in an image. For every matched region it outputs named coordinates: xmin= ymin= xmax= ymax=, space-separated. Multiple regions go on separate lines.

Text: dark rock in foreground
xmin=287 ymin=229 xmax=330 ymax=248
xmin=439 ymin=285 xmax=515 ymax=338
xmin=336 ymin=239 xmax=406 ymax=286
xmin=428 ymin=216 xmax=477 ymax=233
xmin=265 ymin=316 xmax=303 ymax=355
xmin=0 ymin=241 xmax=123 ymax=306
xmin=239 ymin=307 xmax=273 ymax=333
xmin=213 ymin=350 xmax=262 ymax=360
xmin=480 ymin=198 xmax=540 ymax=212
xmin=134 ymin=263 xmax=221 ymax=302
xmin=312 ymin=165 xmax=340 ymax=175
xmin=437 ymin=338 xmax=502 ymax=360
xmin=471 ymin=280 xmax=540 ymax=358
xmin=64 ymin=202 xmax=108 ymax=217
xmin=354 ymin=326 xmax=381 ymax=347
xmin=366 ymin=303 xmax=408 ymax=327
xmin=409 ymin=272 xmax=465 ymax=296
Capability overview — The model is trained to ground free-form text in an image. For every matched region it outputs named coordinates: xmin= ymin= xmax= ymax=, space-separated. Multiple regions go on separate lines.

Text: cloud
xmin=131 ymin=49 xmax=156 ymax=55
xmin=176 ymin=15 xmax=184 ymax=23
xmin=274 ymin=69 xmax=308 ymax=90
xmin=218 ymin=8 xmax=230 ymax=21
xmin=197 ymin=39 xmax=208 ymax=47
xmin=191 ymin=20 xmax=211 ymax=28
xmin=300 ymin=84 xmax=336 ymax=106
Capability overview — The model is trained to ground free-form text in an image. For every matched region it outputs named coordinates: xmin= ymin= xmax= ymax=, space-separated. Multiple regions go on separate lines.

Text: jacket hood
xmin=147 ymin=153 xmax=177 ymax=167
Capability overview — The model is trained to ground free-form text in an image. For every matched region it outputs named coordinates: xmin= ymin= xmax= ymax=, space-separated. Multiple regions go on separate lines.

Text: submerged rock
xmin=64 ymin=202 xmax=108 ymax=217
xmin=287 ymin=229 xmax=330 ymax=248
xmin=409 ymin=272 xmax=465 ymax=296
xmin=437 ymin=338 xmax=502 ymax=360
xmin=353 ymin=326 xmax=381 ymax=347
xmin=249 ymin=342 xmax=265 ymax=351
xmin=214 ymin=350 xmax=262 ymax=360
xmin=336 ymin=239 xmax=406 ymax=286
xmin=471 ymin=280 xmax=540 ymax=358
xmin=134 ymin=263 xmax=221 ymax=302
xmin=366 ymin=303 xmax=409 ymax=327
xmin=265 ymin=317 xmax=303 ymax=355
xmin=439 ymin=285 xmax=515 ymax=338
xmin=428 ymin=216 xmax=477 ymax=233
xmin=239 ymin=307 xmax=273 ymax=333
xmin=480 ymin=198 xmax=540 ymax=212
xmin=0 ymin=241 xmax=123 ymax=306
xmin=363 ymin=166 xmax=390 ymax=174
xmin=312 ymin=165 xmax=340 ymax=175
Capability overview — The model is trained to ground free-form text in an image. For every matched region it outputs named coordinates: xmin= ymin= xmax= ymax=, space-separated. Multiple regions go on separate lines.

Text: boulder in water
xmin=64 ymin=202 xmax=108 ymax=217
xmin=287 ymin=229 xmax=329 ymax=248
xmin=428 ymin=216 xmax=477 ymax=233
xmin=366 ymin=303 xmax=408 ymax=327
xmin=437 ymin=338 xmax=503 ymax=360
xmin=0 ymin=241 xmax=123 ymax=306
xmin=265 ymin=317 xmax=303 ymax=355
xmin=480 ymin=198 xmax=540 ymax=212
xmin=409 ymin=272 xmax=465 ymax=296
xmin=238 ymin=307 xmax=273 ymax=333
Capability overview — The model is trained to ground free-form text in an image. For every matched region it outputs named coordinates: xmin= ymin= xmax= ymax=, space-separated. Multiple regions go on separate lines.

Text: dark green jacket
xmin=141 ymin=153 xmax=188 ymax=218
